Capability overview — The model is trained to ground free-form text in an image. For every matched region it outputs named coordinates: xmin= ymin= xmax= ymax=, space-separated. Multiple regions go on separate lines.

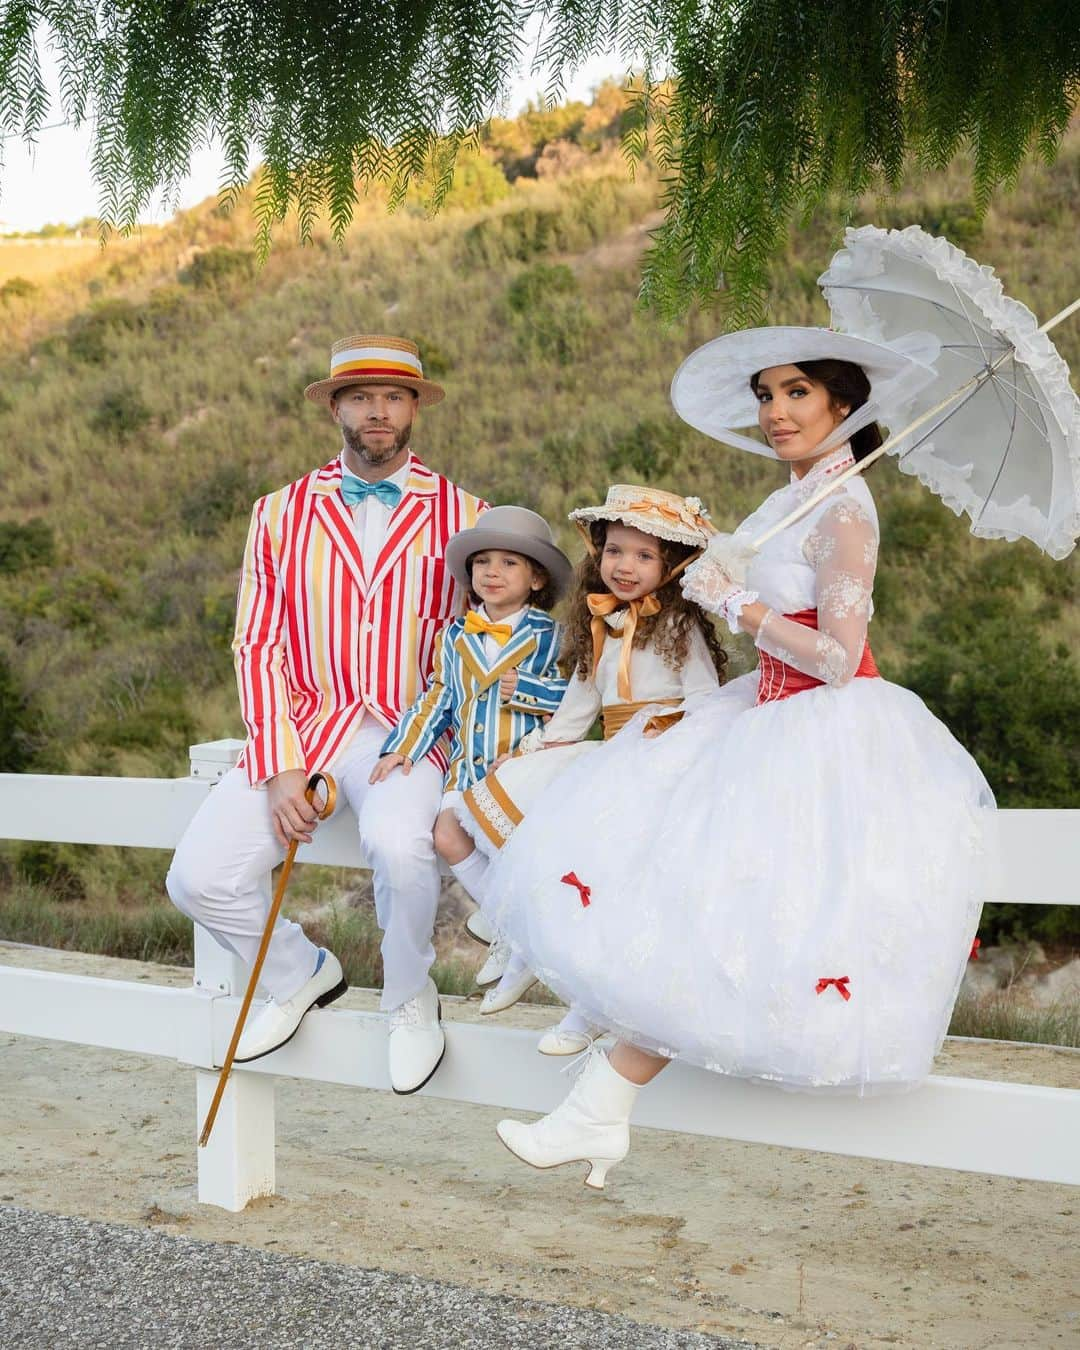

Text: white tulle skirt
xmin=481 ymin=672 xmax=997 ymax=1094
xmin=456 ymin=741 xmax=597 ymax=857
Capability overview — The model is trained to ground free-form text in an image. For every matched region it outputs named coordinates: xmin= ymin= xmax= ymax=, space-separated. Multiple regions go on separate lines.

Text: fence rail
xmin=1 ymin=740 xmax=1078 ymax=1211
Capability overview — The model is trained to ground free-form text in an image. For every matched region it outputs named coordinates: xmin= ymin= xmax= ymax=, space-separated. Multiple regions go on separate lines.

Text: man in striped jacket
xmin=167 ymin=335 xmax=486 ymax=1095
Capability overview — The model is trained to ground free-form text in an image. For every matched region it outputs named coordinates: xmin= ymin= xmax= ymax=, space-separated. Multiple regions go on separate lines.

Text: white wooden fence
xmin=1 ymin=739 xmax=1078 ymax=1211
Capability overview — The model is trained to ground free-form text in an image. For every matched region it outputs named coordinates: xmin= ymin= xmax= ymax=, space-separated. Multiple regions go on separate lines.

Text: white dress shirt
xmin=340 ymin=452 xmax=412 ymax=574
xmin=474 ymin=603 xmax=528 ymax=664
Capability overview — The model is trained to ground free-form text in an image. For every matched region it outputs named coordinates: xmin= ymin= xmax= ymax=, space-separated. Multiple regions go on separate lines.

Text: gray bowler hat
xmin=445 ymin=506 xmax=574 ymax=599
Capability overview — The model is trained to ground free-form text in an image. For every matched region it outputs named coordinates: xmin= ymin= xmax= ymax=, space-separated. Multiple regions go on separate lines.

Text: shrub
xmin=0 ymin=276 xmax=37 ymax=302
xmin=414 ymin=335 xmax=453 ymax=378
xmin=0 ymin=520 xmax=55 ymax=574
xmin=90 ymin=386 xmax=153 ymax=441
xmin=87 ymin=672 xmax=194 ymax=752
xmin=465 ymin=206 xmax=567 ymax=266
xmin=67 ymin=298 xmax=144 ymax=364
xmin=180 ymin=463 xmax=270 ymax=538
xmin=180 ymin=245 xmax=256 ymax=291
xmin=898 ymin=552 xmax=1080 ymax=807
xmin=0 ymin=654 xmax=35 ymax=772
xmin=604 ymin=417 xmax=683 ymax=483
xmin=505 ymin=262 xmax=590 ymax=365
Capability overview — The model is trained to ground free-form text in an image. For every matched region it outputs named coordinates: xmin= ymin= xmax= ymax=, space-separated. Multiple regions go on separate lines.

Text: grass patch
xmin=948 ymin=993 xmax=1080 ymax=1048
xmin=0 ymin=882 xmax=194 ymax=965
xmin=303 ymin=903 xmax=480 ymax=997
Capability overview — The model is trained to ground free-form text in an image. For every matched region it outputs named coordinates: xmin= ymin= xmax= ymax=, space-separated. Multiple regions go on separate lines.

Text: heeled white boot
xmin=496 ymin=1049 xmax=639 ymax=1189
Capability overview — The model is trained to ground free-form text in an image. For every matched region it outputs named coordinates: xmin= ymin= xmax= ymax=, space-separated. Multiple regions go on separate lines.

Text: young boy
xmin=371 ymin=506 xmax=572 ymax=981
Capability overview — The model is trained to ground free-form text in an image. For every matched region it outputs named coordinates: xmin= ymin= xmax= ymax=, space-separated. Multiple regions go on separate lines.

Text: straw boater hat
xmin=568 ymin=485 xmax=713 ymax=549
xmin=445 ymin=506 xmax=575 ymax=599
xmin=670 ymin=325 xmax=940 ymax=459
xmin=304 ymin=335 xmax=446 ymax=406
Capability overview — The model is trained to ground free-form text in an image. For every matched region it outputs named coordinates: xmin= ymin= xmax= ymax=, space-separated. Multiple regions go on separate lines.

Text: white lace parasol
xmin=817 ymin=224 xmax=1080 ymax=560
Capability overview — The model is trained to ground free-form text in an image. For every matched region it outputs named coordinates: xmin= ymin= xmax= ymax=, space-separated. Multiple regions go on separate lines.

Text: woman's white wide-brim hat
xmin=445 ymin=506 xmax=574 ymax=598
xmin=670 ymin=325 xmax=940 ymax=459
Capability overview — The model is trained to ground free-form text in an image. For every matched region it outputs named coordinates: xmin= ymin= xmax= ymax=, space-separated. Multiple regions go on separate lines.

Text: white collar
xmin=339 ymin=451 xmax=412 ymax=490
xmin=476 ymin=603 xmax=528 ymax=631
xmin=789 ymin=443 xmax=856 ymax=492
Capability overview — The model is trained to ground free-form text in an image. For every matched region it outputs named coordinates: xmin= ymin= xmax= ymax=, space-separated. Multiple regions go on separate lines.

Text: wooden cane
xmin=198 ymin=771 xmax=337 ymax=1148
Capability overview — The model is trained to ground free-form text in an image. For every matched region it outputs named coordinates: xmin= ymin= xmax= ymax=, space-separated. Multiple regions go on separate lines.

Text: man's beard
xmin=342 ymin=420 xmax=412 ymax=465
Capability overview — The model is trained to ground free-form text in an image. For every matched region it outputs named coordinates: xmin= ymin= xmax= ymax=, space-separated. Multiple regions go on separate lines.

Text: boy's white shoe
xmin=496 ymin=1048 xmax=639 ymax=1189
xmin=475 ymin=932 xmax=511 ymax=987
xmin=465 ymin=909 xmax=494 ymax=946
xmin=479 ymin=957 xmax=536 ymax=1014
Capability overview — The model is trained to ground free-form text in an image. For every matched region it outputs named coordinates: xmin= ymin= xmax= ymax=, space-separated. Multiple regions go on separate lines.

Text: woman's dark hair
xmin=466 ymin=550 xmax=557 ymax=612
xmin=750 ymin=358 xmax=884 ymax=464
xmin=561 ymin=521 xmax=728 ymax=682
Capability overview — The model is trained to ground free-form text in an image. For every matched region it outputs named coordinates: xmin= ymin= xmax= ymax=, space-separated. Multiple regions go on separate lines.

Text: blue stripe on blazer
xmin=381 ymin=608 xmax=566 ymax=790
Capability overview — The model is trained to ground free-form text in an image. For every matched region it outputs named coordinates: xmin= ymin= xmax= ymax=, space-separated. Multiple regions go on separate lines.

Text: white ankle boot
xmin=496 ymin=1049 xmax=639 ymax=1189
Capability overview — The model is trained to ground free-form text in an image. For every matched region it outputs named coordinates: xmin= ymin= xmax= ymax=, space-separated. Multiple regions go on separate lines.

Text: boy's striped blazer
xmin=381 ymin=608 xmax=566 ymax=791
xmin=233 ymin=453 xmax=487 ymax=786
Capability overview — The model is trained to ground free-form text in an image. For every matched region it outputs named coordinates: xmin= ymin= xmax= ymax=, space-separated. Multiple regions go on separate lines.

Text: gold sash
xmin=601 ymin=698 xmax=683 ymax=740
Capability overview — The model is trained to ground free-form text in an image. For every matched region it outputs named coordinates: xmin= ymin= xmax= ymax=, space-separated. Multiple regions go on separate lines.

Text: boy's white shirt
xmin=475 ymin=602 xmax=528 ymax=663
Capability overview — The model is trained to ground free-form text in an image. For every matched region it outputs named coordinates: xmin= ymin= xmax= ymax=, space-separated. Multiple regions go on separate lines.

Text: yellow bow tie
xmin=586 ymin=592 xmax=662 ymax=702
xmin=464 ymin=611 xmax=513 ymax=647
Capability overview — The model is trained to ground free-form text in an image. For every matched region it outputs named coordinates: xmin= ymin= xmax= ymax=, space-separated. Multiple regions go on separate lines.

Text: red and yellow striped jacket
xmin=233 ymin=453 xmax=487 ymax=785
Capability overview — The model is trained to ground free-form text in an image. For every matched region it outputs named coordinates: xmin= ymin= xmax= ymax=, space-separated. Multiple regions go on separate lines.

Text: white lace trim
xmin=467 ymin=780 xmax=516 ymax=847
xmin=825 ymin=224 xmax=1080 ymax=560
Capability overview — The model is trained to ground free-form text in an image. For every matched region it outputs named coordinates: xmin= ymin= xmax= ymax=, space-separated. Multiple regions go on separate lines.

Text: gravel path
xmin=0 ymin=1205 xmax=757 ymax=1350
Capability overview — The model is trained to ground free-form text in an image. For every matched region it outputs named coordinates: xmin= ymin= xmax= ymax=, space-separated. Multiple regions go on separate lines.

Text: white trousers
xmin=166 ymin=719 xmax=444 ymax=1010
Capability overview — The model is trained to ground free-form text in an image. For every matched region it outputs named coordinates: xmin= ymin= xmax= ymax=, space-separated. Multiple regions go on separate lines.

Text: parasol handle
xmin=1039 ymin=296 xmax=1080 ymax=333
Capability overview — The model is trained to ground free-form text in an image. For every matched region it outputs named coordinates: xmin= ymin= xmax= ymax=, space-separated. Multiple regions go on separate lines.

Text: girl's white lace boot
xmin=496 ymin=1049 xmax=639 ymax=1189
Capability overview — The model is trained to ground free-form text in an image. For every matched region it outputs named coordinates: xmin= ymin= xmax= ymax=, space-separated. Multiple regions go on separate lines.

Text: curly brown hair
xmin=561 ymin=521 xmax=728 ymax=682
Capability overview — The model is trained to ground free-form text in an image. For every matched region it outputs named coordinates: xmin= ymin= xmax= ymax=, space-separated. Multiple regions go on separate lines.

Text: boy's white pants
xmin=166 ymin=719 xmax=444 ymax=1011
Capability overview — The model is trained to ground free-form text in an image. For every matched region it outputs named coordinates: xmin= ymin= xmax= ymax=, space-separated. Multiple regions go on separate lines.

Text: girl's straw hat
xmin=670 ymin=325 xmax=939 ymax=459
xmin=304 ymin=335 xmax=445 ymax=406
xmin=445 ymin=506 xmax=574 ymax=598
xmin=569 ymin=485 xmax=712 ymax=548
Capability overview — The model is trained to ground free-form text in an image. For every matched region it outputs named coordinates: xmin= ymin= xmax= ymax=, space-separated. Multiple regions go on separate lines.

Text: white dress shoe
xmin=537 ymin=1025 xmax=601 ymax=1056
xmin=388 ymin=977 xmax=445 ymax=1095
xmin=465 ymin=909 xmax=494 ymax=946
xmin=496 ymin=1048 xmax=639 ymax=1190
xmin=234 ymin=949 xmax=347 ymax=1063
xmin=475 ymin=932 xmax=511 ymax=987
xmin=479 ymin=961 xmax=537 ymax=1015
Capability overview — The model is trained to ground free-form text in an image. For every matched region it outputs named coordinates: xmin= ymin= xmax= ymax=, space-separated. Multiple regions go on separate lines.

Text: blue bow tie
xmin=341 ymin=475 xmax=402 ymax=510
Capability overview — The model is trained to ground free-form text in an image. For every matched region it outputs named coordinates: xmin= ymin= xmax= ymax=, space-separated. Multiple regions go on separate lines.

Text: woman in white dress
xmin=489 ymin=327 xmax=997 ymax=1189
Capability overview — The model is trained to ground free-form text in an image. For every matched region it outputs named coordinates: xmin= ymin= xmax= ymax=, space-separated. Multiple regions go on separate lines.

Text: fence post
xmin=195 ymin=1070 xmax=276 ymax=1211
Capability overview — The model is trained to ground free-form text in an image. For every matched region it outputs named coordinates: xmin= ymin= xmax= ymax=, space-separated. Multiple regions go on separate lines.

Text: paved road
xmin=0 ymin=1206 xmax=758 ymax=1349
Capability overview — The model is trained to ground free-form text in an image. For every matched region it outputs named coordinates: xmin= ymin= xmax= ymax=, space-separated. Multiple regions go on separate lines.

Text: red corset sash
xmin=756 ymin=608 xmax=880 ymax=705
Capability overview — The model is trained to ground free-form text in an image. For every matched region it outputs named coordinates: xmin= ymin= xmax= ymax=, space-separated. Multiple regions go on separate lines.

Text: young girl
xmin=487 ymin=328 xmax=997 ymax=1189
xmin=371 ymin=506 xmax=573 ymax=953
xmin=456 ymin=486 xmax=727 ymax=1042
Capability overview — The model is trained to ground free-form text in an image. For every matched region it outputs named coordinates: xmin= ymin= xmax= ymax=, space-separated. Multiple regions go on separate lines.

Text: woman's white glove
xmin=680 ymin=533 xmax=759 ymax=633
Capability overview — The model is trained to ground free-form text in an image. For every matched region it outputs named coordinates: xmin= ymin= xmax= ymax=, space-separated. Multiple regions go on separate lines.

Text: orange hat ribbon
xmin=586 ymin=592 xmax=662 ymax=702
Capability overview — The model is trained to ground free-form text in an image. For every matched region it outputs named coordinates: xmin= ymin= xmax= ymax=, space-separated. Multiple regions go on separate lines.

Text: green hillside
xmin=1 ymin=90 xmax=1078 ymax=950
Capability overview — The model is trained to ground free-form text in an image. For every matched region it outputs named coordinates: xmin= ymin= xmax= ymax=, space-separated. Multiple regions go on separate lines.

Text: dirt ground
xmin=2 ymin=942 xmax=1078 ymax=1349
